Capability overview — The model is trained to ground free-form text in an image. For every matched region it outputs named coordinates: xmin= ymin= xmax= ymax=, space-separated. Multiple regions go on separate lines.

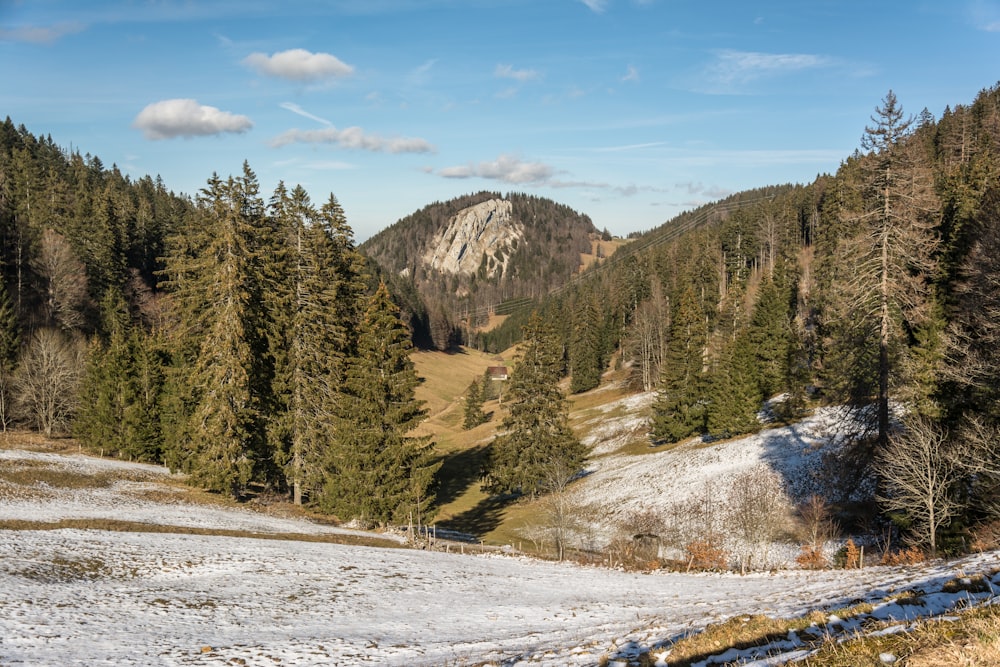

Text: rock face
xmin=422 ymin=198 xmax=522 ymax=277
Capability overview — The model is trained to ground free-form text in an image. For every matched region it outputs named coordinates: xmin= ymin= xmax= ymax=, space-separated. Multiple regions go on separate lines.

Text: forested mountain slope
xmin=361 ymin=191 xmax=601 ymax=349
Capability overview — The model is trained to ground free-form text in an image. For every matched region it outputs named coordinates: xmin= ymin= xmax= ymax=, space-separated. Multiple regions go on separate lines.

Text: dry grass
xmin=411 ymin=347 xmax=506 ymax=424
xmin=0 ymin=429 xmax=81 ymax=453
xmin=660 ymin=611 xmax=830 ymax=666
xmin=652 ymin=598 xmax=1000 ymax=667
xmin=0 ymin=518 xmax=404 ymax=548
xmin=0 ymin=461 xmax=152 ymax=489
xmin=803 ymin=604 xmax=1000 ymax=666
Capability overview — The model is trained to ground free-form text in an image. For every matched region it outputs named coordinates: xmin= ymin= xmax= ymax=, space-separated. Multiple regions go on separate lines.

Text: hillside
xmin=413 ymin=348 xmax=866 ymax=563
xmin=360 ymin=192 xmax=605 ymax=349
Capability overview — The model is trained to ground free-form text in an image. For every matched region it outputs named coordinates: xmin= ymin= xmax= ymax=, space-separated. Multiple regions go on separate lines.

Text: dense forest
xmin=0 ymin=120 xmax=435 ymax=527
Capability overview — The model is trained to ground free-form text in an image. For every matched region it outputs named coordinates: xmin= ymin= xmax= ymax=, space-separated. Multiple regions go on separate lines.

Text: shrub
xmin=834 ymin=538 xmax=862 ymax=569
xmin=795 ymin=544 xmax=828 ymax=570
xmin=880 ymin=545 xmax=926 ymax=566
xmin=685 ymin=539 xmax=728 ymax=571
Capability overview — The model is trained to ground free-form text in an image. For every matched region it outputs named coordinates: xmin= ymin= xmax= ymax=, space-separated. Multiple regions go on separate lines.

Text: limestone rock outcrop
xmin=422 ymin=198 xmax=522 ymax=277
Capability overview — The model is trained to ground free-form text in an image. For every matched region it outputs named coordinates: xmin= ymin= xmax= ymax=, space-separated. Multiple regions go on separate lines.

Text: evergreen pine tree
xmin=706 ymin=332 xmax=762 ymax=438
xmin=569 ymin=293 xmax=604 ymax=393
xmin=287 ymin=191 xmax=367 ymax=505
xmin=651 ymin=286 xmax=708 ymax=443
xmin=483 ymin=313 xmax=586 ymax=497
xmin=0 ymin=274 xmax=19 ymax=369
xmin=75 ymin=290 xmax=132 ymax=457
xmin=164 ymin=168 xmax=271 ymax=496
xmin=121 ymin=326 xmax=164 ymax=461
xmin=318 ymin=283 xmax=438 ymax=526
xmin=747 ymin=277 xmax=792 ymax=399
xmin=463 ymin=377 xmax=488 ymax=429
xmin=828 ymin=91 xmax=940 ymax=447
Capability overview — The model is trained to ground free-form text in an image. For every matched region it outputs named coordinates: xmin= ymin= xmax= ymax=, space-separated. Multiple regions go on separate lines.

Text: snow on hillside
xmin=2 ymin=441 xmax=1000 ymax=666
xmin=0 ymin=448 xmax=402 ymax=543
xmin=573 ymin=393 xmax=870 ymax=557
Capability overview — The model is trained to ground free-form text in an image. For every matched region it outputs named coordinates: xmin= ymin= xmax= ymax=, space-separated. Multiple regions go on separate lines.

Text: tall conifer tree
xmin=0 ymin=274 xmax=18 ymax=368
xmin=318 ymin=283 xmax=437 ymax=526
xmin=569 ymin=293 xmax=604 ymax=394
xmin=164 ymin=167 xmax=270 ymax=496
xmin=707 ymin=332 xmax=762 ymax=438
xmin=827 ymin=91 xmax=940 ymax=447
xmin=483 ymin=313 xmax=586 ymax=497
xmin=651 ymin=285 xmax=708 ymax=443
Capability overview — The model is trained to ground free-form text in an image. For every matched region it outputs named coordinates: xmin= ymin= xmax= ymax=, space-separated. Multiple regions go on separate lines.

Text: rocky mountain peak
xmin=421 ymin=198 xmax=522 ymax=277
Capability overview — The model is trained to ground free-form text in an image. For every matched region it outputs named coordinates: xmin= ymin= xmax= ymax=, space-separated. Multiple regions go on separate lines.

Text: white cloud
xmin=495 ymin=64 xmax=541 ymax=82
xmin=269 ymin=127 xmax=435 ymax=154
xmin=439 ymin=154 xmax=554 ymax=184
xmin=0 ymin=21 xmax=85 ymax=44
xmin=621 ymin=65 xmax=640 ymax=82
xmin=243 ymin=48 xmax=354 ymax=82
xmin=132 ymin=99 xmax=253 ymax=140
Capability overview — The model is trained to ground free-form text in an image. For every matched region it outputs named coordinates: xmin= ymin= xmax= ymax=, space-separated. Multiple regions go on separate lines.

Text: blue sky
xmin=3 ymin=1 xmax=999 ymax=241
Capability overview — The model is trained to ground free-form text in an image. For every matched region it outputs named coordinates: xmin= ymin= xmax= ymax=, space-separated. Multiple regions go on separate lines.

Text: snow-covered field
xmin=2 ymin=442 xmax=999 ymax=666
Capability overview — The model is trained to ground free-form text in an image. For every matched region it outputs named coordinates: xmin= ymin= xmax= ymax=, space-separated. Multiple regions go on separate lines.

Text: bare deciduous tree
xmin=14 ymin=328 xmax=83 ymax=437
xmin=662 ymin=484 xmax=727 ymax=562
xmin=956 ymin=417 xmax=1000 ymax=518
xmin=32 ymin=229 xmax=89 ymax=332
xmin=875 ymin=416 xmax=968 ymax=556
xmin=0 ymin=364 xmax=14 ymax=432
xmin=797 ymin=494 xmax=840 ymax=550
xmin=795 ymin=494 xmax=840 ymax=568
xmin=532 ymin=459 xmax=585 ymax=562
xmin=630 ymin=278 xmax=669 ymax=392
xmin=725 ymin=464 xmax=793 ymax=570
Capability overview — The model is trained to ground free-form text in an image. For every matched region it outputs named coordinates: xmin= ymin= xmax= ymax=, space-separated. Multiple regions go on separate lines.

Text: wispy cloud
xmin=549 ymin=179 xmax=663 ymax=197
xmin=0 ymin=21 xmax=85 ymax=44
xmin=580 ymin=0 xmax=609 ymax=13
xmin=677 ymin=181 xmax=732 ymax=199
xmin=621 ymin=65 xmax=640 ymax=83
xmin=243 ymin=48 xmax=354 ymax=82
xmin=408 ymin=59 xmax=438 ymax=85
xmin=132 ymin=99 xmax=252 ymax=140
xmin=702 ymin=49 xmax=833 ymax=91
xmin=676 ymin=148 xmax=844 ymax=166
xmin=969 ymin=0 xmax=1000 ymax=30
xmin=439 ymin=154 xmax=553 ymax=184
xmin=279 ymin=102 xmax=333 ymax=126
xmin=495 ymin=64 xmax=541 ymax=82
xmin=593 ymin=141 xmax=670 ymax=152
xmin=274 ymin=157 xmax=356 ymax=171
xmin=269 ymin=127 xmax=435 ymax=154
xmin=437 ymin=153 xmax=663 ymax=196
